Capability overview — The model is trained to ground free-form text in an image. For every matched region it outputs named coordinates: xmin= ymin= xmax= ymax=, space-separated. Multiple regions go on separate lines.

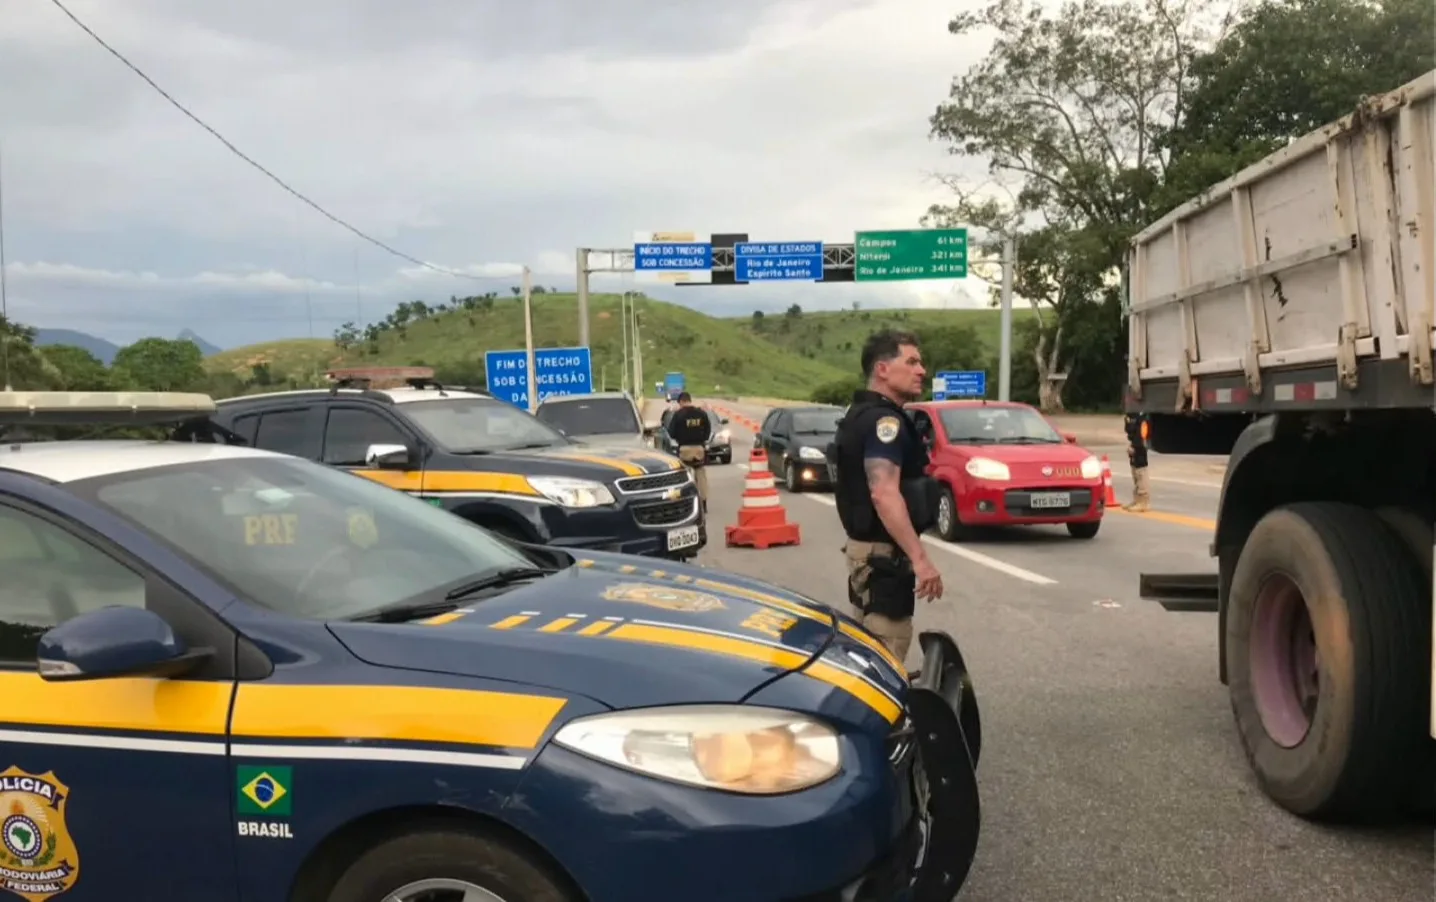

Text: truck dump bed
xmin=1125 ymin=70 xmax=1435 ymax=415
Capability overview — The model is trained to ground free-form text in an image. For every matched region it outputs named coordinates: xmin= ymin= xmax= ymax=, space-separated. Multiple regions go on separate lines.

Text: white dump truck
xmin=1129 ymin=70 xmax=1435 ymax=822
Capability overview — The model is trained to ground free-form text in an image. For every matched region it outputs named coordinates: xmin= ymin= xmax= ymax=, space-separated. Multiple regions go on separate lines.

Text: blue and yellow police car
xmin=0 ymin=391 xmax=981 ymax=902
xmin=201 ymin=373 xmax=706 ymax=560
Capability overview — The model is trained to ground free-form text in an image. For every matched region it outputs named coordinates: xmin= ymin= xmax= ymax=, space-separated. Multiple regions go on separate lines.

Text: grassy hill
xmin=726 ymin=306 xmax=1039 ymax=374
xmin=203 ymin=294 xmax=1032 ymax=400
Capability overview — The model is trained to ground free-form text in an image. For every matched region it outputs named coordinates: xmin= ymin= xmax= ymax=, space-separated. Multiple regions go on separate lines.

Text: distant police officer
xmin=1123 ymin=410 xmax=1151 ymax=512
xmin=667 ymin=392 xmax=714 ymax=514
xmin=830 ymin=330 xmax=944 ymax=667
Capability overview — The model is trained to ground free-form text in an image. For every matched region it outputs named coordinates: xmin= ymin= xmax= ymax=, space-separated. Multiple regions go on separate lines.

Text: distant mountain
xmin=177 ymin=329 xmax=222 ymax=356
xmin=33 ymin=329 xmax=122 ymax=365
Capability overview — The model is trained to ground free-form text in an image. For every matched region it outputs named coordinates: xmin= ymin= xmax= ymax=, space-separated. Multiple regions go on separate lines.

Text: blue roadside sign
xmin=933 ymin=370 xmax=986 ymax=400
xmin=484 ymin=346 xmax=594 ymax=408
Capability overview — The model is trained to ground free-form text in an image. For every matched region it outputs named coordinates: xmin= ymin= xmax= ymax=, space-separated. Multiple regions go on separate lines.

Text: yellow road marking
xmin=1108 ymin=507 xmax=1216 ymax=531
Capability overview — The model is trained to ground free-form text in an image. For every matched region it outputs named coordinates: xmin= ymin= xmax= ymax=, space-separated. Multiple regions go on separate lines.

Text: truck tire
xmin=327 ymin=828 xmax=576 ymax=902
xmin=1226 ymin=502 xmax=1431 ymax=821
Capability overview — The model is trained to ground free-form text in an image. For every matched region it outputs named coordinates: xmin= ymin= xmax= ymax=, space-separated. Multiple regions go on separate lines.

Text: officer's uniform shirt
xmin=1124 ymin=412 xmax=1150 ymax=469
xmin=832 ymin=390 xmax=931 ymax=544
xmin=667 ymin=406 xmax=713 ymax=448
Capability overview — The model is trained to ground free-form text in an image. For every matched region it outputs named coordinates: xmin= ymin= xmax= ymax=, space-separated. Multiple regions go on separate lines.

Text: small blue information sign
xmin=933 ymin=370 xmax=986 ymax=400
xmin=633 ymin=242 xmax=713 ymax=272
xmin=484 ymin=346 xmax=594 ymax=408
xmin=733 ymin=241 xmax=824 ymax=282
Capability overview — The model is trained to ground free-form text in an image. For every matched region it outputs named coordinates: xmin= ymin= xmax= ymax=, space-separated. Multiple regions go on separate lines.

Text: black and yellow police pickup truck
xmin=200 ymin=379 xmax=706 ymax=559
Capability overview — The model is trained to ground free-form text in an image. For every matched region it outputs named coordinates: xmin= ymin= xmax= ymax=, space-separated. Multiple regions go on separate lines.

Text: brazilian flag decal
xmin=237 ymin=765 xmax=292 ymax=817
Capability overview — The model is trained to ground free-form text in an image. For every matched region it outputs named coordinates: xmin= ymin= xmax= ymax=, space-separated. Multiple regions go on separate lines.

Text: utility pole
xmin=522 ymin=266 xmax=537 ymax=412
xmin=619 ymin=291 xmax=631 ymax=395
xmin=631 ymin=299 xmax=643 ymax=400
xmin=575 ymin=248 xmax=590 ymax=348
xmin=998 ymin=234 xmax=1016 ymax=402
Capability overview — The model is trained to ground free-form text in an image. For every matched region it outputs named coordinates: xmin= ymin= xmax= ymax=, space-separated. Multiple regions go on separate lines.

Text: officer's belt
xmin=847 ymin=539 xmax=901 ymax=559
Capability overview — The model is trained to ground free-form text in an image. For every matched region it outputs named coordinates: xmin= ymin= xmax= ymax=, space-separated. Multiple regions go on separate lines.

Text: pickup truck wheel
xmin=1066 ymin=520 xmax=1101 ymax=539
xmin=1226 ymin=502 xmax=1430 ymax=821
xmin=327 ymin=828 xmax=575 ymax=902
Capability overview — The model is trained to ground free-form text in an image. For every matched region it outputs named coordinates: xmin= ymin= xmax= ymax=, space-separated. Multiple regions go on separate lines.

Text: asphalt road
xmin=691 ymin=402 xmax=1433 ymax=902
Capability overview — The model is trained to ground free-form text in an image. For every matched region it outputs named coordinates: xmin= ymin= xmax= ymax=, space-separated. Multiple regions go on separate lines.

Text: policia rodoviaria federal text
xmin=665 ymin=392 xmax=714 ymax=515
xmin=828 ymin=330 xmax=945 ymax=673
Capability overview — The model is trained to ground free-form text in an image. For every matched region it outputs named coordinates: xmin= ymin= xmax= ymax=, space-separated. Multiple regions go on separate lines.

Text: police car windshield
xmin=535 ymin=398 xmax=639 ymax=436
xmin=791 ymin=411 xmax=841 ymax=434
xmin=84 ymin=456 xmax=537 ymax=621
xmin=402 ymin=398 xmax=568 ymax=453
xmin=938 ymin=407 xmax=1063 ymax=444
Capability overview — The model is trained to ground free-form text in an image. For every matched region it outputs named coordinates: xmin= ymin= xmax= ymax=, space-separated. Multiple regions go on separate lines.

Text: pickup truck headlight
xmin=797 ymin=446 xmax=826 ymax=461
xmin=965 ymin=457 xmax=1011 ymax=481
xmin=1079 ymin=455 xmax=1102 ymax=480
xmin=714 ymin=429 xmax=731 ymax=444
xmin=552 ymin=705 xmax=842 ymax=794
xmin=525 ymin=476 xmax=615 ymax=508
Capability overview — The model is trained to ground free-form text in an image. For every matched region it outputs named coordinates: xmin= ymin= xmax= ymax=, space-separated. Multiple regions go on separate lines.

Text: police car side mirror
xmin=366 ymin=443 xmax=411 ymax=469
xmin=36 ymin=607 xmax=212 ymax=683
xmin=1062 ymin=432 xmax=1078 ymax=444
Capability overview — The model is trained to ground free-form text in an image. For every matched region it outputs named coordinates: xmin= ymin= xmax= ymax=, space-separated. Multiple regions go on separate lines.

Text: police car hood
xmin=328 ymin=551 xmax=908 ymax=711
xmin=501 ymin=443 xmax=679 ymax=479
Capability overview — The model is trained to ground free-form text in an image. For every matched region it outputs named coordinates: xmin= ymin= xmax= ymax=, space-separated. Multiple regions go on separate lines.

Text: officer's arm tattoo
xmin=864 ymin=457 xmax=901 ymax=493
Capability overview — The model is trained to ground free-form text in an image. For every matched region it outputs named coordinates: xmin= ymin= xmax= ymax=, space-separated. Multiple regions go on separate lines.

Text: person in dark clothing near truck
xmin=1123 ymin=410 xmax=1151 ymax=512
xmin=667 ymin=393 xmax=714 ymax=516
xmin=828 ymin=330 xmax=944 ymax=670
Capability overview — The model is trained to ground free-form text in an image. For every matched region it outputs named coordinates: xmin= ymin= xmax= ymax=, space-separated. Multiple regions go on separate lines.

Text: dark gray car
xmin=755 ymin=405 xmax=843 ymax=492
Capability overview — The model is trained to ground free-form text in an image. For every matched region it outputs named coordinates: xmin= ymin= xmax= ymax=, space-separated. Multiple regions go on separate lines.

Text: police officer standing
xmin=1123 ymin=410 xmax=1151 ymax=512
xmin=666 ymin=392 xmax=714 ymax=516
xmin=830 ymin=330 xmax=943 ymax=669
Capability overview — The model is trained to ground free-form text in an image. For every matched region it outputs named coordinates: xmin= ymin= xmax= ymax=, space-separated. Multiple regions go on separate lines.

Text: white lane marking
xmin=1106 ymin=465 xmax=1222 ymax=489
xmin=800 ymin=495 xmax=1059 ymax=586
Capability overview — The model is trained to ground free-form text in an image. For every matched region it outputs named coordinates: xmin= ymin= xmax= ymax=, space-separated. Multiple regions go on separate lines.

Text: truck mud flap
xmin=907 ymin=630 xmax=982 ymax=902
xmin=1139 ymin=572 xmax=1219 ymax=612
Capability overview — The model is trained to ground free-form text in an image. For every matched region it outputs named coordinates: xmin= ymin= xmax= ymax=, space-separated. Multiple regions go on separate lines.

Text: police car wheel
xmin=327 ymin=828 xmax=575 ymax=902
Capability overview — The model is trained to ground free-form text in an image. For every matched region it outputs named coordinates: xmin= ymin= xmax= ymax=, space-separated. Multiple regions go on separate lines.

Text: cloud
xmin=0 ymin=0 xmax=995 ymax=347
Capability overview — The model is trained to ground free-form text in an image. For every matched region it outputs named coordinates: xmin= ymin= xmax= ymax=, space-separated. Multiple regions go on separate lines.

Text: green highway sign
xmin=854 ymin=229 xmax=968 ymax=281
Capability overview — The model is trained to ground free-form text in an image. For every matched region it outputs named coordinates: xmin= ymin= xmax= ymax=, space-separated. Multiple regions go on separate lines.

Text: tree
xmin=0 ymin=317 xmax=63 ymax=390
xmin=40 ymin=345 xmax=112 ymax=391
xmin=112 ymin=338 xmax=206 ymax=391
xmin=927 ymin=0 xmax=1224 ymax=409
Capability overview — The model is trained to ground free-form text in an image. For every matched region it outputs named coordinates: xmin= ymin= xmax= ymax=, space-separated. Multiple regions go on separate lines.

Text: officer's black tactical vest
xmin=829 ymin=390 xmax=938 ymax=544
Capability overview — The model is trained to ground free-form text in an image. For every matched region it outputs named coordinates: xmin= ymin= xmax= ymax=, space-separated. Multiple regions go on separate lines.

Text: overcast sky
xmin=1 ymin=0 xmax=997 ymax=348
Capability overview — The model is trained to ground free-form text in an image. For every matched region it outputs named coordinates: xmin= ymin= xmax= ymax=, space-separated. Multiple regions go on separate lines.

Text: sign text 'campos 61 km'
xmin=854 ymin=229 xmax=968 ymax=281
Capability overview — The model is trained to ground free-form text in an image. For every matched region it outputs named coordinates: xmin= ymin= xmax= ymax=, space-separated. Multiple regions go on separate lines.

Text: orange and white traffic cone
xmin=748 ymin=446 xmax=768 ymax=469
xmin=725 ymin=465 xmax=801 ymax=549
xmin=1100 ymin=455 xmax=1118 ymax=506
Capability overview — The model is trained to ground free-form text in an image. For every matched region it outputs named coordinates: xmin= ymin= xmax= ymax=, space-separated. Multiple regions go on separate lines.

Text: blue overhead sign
xmin=933 ymin=370 xmax=986 ymax=400
xmin=733 ymin=241 xmax=824 ymax=282
xmin=484 ymin=346 xmax=594 ymax=408
xmin=633 ymin=242 xmax=713 ymax=272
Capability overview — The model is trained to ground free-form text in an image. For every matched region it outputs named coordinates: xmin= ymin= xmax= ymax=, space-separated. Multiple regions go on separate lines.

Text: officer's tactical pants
xmin=677 ymin=446 xmax=708 ymax=502
xmin=843 ymin=539 xmax=914 ymax=662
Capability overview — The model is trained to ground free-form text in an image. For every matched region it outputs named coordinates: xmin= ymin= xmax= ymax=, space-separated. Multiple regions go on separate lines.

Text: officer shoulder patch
xmin=875 ymin=416 xmax=901 ymax=443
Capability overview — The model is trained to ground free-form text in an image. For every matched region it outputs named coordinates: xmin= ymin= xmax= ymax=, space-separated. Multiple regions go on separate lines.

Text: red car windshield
xmin=937 ymin=406 xmax=1063 ymax=445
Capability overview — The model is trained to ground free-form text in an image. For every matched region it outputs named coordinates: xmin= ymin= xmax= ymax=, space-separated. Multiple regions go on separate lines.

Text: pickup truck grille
xmin=615 ymin=470 xmax=689 ymax=494
xmin=632 ymin=497 xmax=698 ymax=528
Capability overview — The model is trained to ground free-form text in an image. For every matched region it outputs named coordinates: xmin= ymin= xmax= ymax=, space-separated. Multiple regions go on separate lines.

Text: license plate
xmin=667 ymin=525 xmax=701 ymax=551
xmin=1029 ymin=491 xmax=1071 ymax=509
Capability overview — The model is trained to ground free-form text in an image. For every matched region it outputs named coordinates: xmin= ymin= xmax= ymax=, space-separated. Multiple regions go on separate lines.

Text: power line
xmin=46 ymin=0 xmax=496 ymax=282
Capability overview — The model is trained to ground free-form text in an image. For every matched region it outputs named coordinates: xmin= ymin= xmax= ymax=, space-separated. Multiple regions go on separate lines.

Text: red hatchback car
xmin=906 ymin=400 xmax=1106 ymax=540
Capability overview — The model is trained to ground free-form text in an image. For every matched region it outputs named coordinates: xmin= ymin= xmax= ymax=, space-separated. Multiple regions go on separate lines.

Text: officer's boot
xmin=1123 ymin=467 xmax=1151 ymax=512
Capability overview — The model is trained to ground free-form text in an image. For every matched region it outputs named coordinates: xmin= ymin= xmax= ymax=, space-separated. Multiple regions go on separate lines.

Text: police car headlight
xmin=797 ymin=446 xmax=826 ymax=461
xmin=552 ymin=705 xmax=842 ymax=794
xmin=965 ymin=457 xmax=1011 ymax=481
xmin=1079 ymin=455 xmax=1102 ymax=480
xmin=526 ymin=476 xmax=615 ymax=508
